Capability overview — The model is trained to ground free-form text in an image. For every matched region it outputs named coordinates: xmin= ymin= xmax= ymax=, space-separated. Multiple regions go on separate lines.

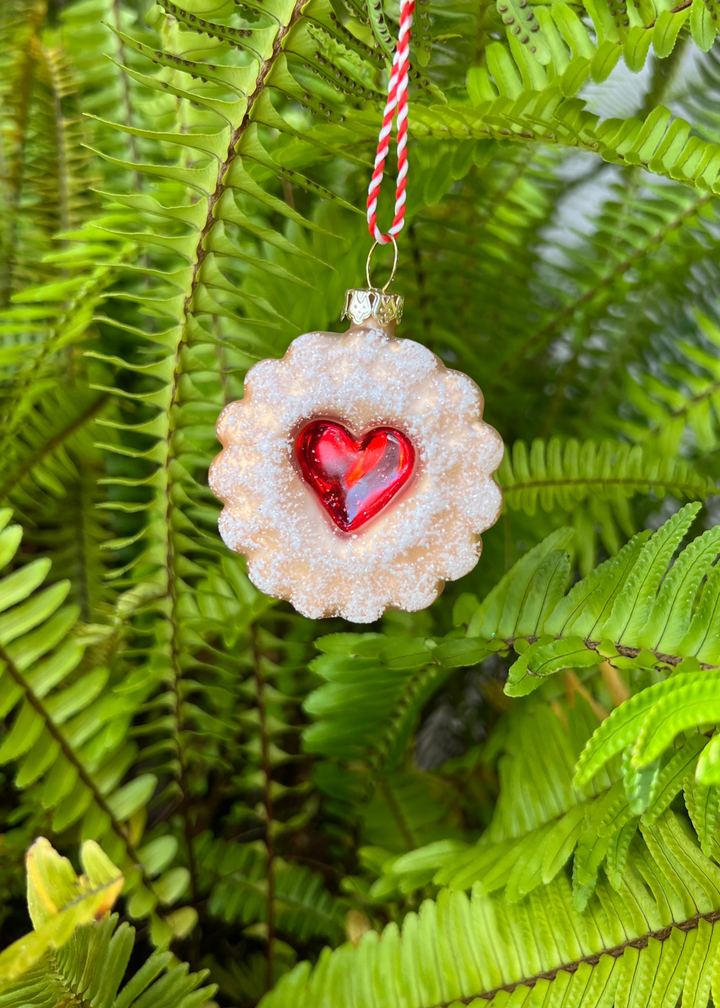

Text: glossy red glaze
xmin=296 ymin=420 xmax=415 ymax=532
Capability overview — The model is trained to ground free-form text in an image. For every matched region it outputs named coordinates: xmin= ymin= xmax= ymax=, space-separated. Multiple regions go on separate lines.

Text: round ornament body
xmin=209 ymin=317 xmax=504 ymax=623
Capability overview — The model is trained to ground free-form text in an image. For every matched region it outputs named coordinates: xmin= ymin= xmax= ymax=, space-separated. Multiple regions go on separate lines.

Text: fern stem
xmin=0 ymin=7 xmax=46 ymax=307
xmin=0 ymin=641 xmax=143 ymax=863
xmin=178 ymin=751 xmax=199 ymax=905
xmin=42 ymin=45 xmax=69 ymax=236
xmin=475 ymin=156 xmax=528 ymax=231
xmin=0 ymin=393 xmax=106 ymax=501
xmin=503 ymin=475 xmax=720 ymax=498
xmin=73 ymin=472 xmax=92 ymax=622
xmin=212 ymin=315 xmax=228 ymax=405
xmin=156 ymin=19 xmax=308 ymax=927
xmin=0 ymin=263 xmax=115 ymax=450
xmin=643 ymin=376 xmax=720 ymax=450
xmin=165 ymin=538 xmax=201 ymax=917
xmin=183 ymin=0 xmax=306 ymax=317
xmin=378 ymin=777 xmax=416 ymax=850
xmin=498 ymin=194 xmax=714 ymax=375
xmin=154 ymin=2 xmax=307 ymax=944
xmin=251 ymin=623 xmax=276 ymax=992
xmin=110 ymin=0 xmax=140 ymax=171
xmin=639 ymin=30 xmax=688 ymax=118
xmin=505 ymin=635 xmax=719 ymax=672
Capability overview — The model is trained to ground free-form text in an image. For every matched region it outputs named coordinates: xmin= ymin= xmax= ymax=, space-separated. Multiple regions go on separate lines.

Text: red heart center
xmin=296 ymin=420 xmax=415 ymax=532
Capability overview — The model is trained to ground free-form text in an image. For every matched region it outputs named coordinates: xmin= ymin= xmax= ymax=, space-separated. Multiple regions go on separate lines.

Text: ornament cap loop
xmin=366 ymin=235 xmax=399 ymax=292
xmin=342 ymin=288 xmax=404 ymax=327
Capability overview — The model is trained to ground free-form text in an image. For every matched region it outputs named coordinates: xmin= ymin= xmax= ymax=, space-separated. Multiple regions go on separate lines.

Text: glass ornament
xmin=209 ymin=277 xmax=504 ymax=623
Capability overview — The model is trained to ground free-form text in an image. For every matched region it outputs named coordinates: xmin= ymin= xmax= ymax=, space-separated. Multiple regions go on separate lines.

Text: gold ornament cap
xmin=343 ymin=236 xmax=403 ymax=327
xmin=342 ymin=288 xmax=404 ymax=327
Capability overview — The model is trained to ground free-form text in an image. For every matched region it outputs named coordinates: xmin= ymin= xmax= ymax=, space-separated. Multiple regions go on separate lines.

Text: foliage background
xmin=5 ymin=0 xmax=720 ymax=1005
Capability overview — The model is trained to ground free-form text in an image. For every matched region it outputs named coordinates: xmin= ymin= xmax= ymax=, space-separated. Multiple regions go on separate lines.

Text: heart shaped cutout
xmin=296 ymin=420 xmax=415 ymax=532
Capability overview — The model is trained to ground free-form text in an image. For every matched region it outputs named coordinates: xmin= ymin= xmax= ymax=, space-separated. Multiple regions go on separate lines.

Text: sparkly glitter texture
xmin=296 ymin=420 xmax=415 ymax=532
xmin=209 ymin=323 xmax=504 ymax=623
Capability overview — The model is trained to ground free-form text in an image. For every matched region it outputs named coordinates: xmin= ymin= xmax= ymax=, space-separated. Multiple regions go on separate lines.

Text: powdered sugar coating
xmin=209 ymin=324 xmax=504 ymax=623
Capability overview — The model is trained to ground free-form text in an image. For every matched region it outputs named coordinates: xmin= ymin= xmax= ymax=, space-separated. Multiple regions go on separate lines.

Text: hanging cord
xmin=366 ymin=0 xmax=416 ymax=246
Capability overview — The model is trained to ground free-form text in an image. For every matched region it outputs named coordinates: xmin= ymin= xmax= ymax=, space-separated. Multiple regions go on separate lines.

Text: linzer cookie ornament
xmin=209 ymin=0 xmax=503 ymax=622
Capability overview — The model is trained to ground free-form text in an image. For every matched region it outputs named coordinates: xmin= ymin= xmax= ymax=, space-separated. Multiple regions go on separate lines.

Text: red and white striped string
xmin=366 ymin=0 xmax=416 ymax=246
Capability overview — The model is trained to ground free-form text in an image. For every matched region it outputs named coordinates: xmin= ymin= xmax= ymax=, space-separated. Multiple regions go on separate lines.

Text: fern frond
xmin=499 ymin=436 xmax=717 ymax=515
xmin=414 ymin=95 xmax=720 ymax=205
xmin=0 ymin=386 xmax=107 ymax=504
xmin=6 ymin=923 xmax=214 ymax=1008
xmin=0 ymin=245 xmax=131 ymax=452
xmin=0 ymin=836 xmax=216 ymax=1007
xmin=0 ymin=836 xmax=123 ymax=993
xmin=622 ymin=312 xmax=720 ymax=456
xmin=195 ymin=834 xmax=349 ymax=944
xmin=439 ymin=503 xmax=720 ymax=696
xmin=260 ymin=806 xmax=720 ymax=1008
xmin=0 ymin=513 xmax=185 ymax=922
xmin=305 ymin=633 xmax=451 ymax=766
xmin=459 ymin=0 xmax=716 ymax=112
xmin=304 ymin=631 xmax=465 ymax=864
